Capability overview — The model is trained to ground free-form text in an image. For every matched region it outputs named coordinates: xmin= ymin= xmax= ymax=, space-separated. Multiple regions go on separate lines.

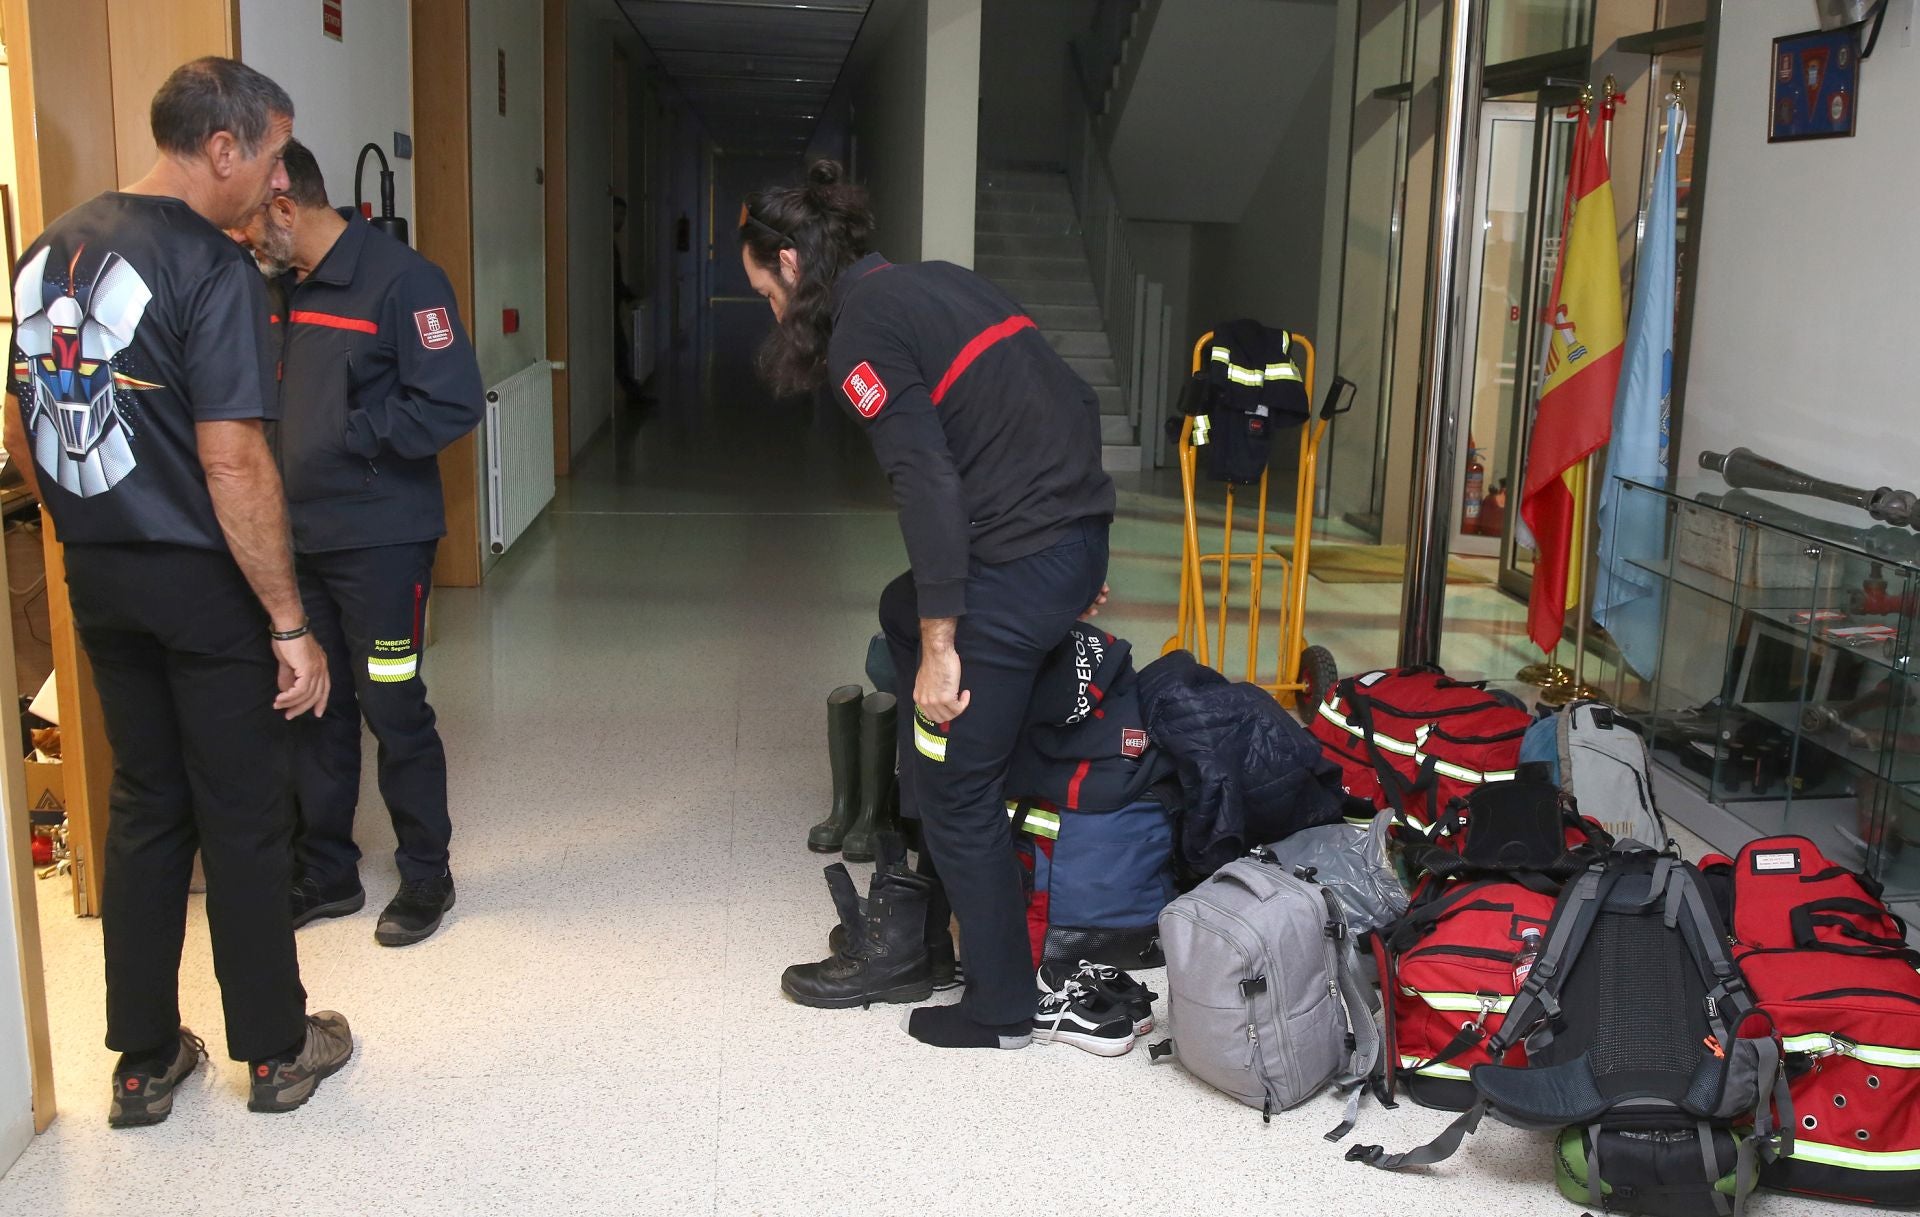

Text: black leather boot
xmin=783 ymin=839 xmax=934 ymax=1009
xmin=839 ymin=692 xmax=897 ymax=863
xmin=807 ymin=685 xmax=865 ymax=853
xmin=826 ymin=837 xmax=959 ymax=990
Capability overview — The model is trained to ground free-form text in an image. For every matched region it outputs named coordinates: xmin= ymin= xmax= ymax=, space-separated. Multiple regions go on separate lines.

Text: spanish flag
xmin=1522 ymin=104 xmax=1624 ymax=655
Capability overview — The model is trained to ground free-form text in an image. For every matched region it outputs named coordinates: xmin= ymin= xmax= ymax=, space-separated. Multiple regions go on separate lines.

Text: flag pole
xmin=1516 ymin=85 xmax=1592 ymax=692
xmin=1542 ymin=76 xmax=1619 ymax=709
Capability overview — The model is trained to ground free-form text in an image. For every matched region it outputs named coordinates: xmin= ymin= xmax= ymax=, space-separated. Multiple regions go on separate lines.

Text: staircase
xmin=975 ymin=167 xmax=1140 ymax=471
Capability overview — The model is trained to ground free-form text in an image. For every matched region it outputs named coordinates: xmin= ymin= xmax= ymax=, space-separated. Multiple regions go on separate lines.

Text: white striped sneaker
xmin=1032 ymin=981 xmax=1136 ymax=1057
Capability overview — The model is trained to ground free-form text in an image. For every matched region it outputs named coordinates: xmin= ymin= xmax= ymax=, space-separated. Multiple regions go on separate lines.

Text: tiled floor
xmin=0 ymin=381 xmax=1835 ymax=1216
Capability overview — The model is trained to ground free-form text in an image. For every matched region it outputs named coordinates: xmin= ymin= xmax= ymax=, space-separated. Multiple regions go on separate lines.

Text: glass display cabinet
xmin=1611 ymin=475 xmax=1920 ymax=899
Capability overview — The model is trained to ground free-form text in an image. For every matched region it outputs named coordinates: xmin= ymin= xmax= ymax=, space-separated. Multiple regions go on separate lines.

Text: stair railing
xmin=1064 ymin=42 xmax=1175 ymax=467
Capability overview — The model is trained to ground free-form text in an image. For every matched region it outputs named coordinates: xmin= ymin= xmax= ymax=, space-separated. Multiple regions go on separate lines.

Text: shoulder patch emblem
xmin=1121 ymin=728 xmax=1148 ymax=759
xmin=414 ymin=307 xmax=455 ymax=350
xmin=842 ymin=361 xmax=888 ymax=418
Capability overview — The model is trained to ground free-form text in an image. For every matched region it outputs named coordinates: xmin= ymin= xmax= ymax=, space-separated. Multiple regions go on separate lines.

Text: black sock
xmin=903 ymin=1005 xmax=1029 ymax=1050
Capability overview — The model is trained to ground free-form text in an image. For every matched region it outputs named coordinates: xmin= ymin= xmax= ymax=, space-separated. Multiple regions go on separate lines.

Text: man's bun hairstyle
xmin=740 ymin=159 xmax=875 ymax=396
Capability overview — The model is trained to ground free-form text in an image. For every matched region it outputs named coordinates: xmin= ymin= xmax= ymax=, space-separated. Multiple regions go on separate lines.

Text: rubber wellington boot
xmin=839 ymin=692 xmax=897 ymax=863
xmin=781 ymin=855 xmax=934 ymax=1009
xmin=807 ymin=685 xmax=866 ymax=853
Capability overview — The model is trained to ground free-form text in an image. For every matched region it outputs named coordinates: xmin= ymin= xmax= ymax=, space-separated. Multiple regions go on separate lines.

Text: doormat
xmin=1271 ymin=542 xmax=1493 ymax=585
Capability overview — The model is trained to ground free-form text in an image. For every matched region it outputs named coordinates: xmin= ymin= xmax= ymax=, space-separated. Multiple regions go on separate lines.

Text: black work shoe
xmin=109 ymin=1027 xmax=205 ymax=1128
xmin=784 ymin=847 xmax=935 ymax=1009
xmin=375 ymin=873 xmax=456 ymax=946
xmin=248 ymin=1012 xmax=353 ymax=1113
xmin=290 ymin=875 xmax=366 ymax=929
xmin=1039 ymin=959 xmax=1159 ymax=1035
xmin=1033 ymin=982 xmax=1137 ymax=1057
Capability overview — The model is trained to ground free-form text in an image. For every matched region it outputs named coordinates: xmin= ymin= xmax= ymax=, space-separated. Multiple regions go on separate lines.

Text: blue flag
xmin=1593 ymin=101 xmax=1685 ymax=678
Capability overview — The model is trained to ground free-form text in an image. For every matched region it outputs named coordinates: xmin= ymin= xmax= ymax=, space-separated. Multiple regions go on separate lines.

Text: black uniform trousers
xmin=879 ymin=516 xmax=1110 ymax=1026
xmin=64 ymin=543 xmax=307 ymax=1063
xmin=292 ymin=540 xmax=450 ymax=890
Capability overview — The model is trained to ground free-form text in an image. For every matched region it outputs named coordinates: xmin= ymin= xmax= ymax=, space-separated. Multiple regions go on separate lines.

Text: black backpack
xmin=1350 ymin=848 xmax=1794 ymax=1216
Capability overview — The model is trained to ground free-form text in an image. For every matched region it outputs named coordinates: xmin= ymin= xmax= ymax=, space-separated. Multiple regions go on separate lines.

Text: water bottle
xmin=1512 ymin=926 xmax=1543 ymax=990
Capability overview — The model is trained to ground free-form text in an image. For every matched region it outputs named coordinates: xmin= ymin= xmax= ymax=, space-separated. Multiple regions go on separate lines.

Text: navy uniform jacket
xmin=271 ymin=210 xmax=484 ymax=554
xmin=827 ymin=252 xmax=1115 ymax=619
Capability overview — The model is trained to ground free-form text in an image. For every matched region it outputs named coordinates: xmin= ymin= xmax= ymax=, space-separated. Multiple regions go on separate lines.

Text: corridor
xmin=0 ymin=362 xmax=1752 ymax=1216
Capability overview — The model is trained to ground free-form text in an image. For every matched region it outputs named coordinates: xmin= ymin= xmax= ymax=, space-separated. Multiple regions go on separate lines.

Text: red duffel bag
xmin=1309 ymin=666 xmax=1532 ymax=827
xmin=1712 ymin=835 xmax=1920 ymax=1207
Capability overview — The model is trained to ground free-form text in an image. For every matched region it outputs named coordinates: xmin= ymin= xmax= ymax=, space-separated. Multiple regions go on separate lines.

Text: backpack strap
xmin=1319 ymin=886 xmax=1383 ymax=1142
xmin=1789 ymin=897 xmax=1920 ymax=961
xmin=1488 ymin=864 xmax=1620 ymax=1060
xmin=1346 ymin=1099 xmax=1489 ymax=1169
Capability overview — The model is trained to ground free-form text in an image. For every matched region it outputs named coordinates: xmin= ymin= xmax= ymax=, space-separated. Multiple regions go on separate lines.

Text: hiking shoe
xmin=1032 ymin=982 xmax=1136 ymax=1057
xmin=290 ymin=875 xmax=365 ymax=929
xmin=375 ymin=873 xmax=456 ymax=946
xmin=1040 ymin=959 xmax=1158 ymax=1035
xmin=248 ymin=1012 xmax=353 ymax=1113
xmin=108 ymin=1028 xmax=205 ymax=1128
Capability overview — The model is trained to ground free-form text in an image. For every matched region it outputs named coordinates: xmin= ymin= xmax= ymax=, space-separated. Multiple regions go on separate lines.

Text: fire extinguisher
xmin=1463 ymin=439 xmax=1485 ymax=533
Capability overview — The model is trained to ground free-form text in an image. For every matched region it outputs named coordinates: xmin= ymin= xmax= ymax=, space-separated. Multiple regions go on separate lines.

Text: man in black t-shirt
xmin=4 ymin=58 xmax=353 ymax=1126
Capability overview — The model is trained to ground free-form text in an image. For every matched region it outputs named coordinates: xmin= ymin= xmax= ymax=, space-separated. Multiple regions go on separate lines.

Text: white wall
xmin=1680 ymin=0 xmax=1920 ymax=489
xmin=977 ymin=0 xmax=1097 ymax=167
xmin=468 ymin=0 xmax=547 ymax=389
xmin=565 ymin=6 xmax=617 ymax=456
xmin=0 ymin=507 xmax=35 ymax=1176
xmin=238 ymin=0 xmax=413 ymax=226
xmin=921 ymin=0 xmax=980 ymax=267
xmin=850 ymin=0 xmax=929 ymax=262
xmin=1185 ymin=2 xmax=1339 ymax=357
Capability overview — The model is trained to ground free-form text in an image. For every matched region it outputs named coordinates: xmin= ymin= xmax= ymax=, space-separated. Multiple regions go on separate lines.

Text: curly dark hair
xmin=739 ymin=160 xmax=875 ymax=396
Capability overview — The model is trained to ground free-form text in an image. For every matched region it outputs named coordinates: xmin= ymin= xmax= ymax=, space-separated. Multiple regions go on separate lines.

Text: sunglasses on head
xmin=738 ymin=202 xmax=792 ymax=247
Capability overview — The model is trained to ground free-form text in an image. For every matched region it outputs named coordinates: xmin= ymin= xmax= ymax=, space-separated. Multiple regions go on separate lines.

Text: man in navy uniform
xmin=239 ymin=140 xmax=483 ymax=946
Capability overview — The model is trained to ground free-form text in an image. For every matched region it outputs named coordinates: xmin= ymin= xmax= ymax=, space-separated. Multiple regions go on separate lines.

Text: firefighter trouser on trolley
xmin=879 ymin=517 xmax=1110 ymax=1026
xmin=293 ymin=540 xmax=451 ymax=890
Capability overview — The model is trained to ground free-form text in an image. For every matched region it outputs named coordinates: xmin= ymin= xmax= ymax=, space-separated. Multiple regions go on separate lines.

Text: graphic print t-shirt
xmin=7 ymin=193 xmax=277 ymax=548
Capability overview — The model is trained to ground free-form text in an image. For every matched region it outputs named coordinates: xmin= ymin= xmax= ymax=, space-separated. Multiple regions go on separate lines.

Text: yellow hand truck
xmin=1161 ymin=329 xmax=1355 ymax=710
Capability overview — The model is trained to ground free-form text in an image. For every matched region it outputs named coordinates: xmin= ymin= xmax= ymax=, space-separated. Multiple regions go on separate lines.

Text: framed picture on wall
xmin=1770 ymin=27 xmax=1861 ymax=142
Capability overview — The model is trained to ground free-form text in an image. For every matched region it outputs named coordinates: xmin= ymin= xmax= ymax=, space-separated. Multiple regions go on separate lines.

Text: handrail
xmin=1063 ymin=40 xmax=1173 ymax=463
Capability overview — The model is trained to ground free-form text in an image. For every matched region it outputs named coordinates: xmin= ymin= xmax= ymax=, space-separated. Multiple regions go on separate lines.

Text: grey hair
xmin=150 ymin=57 xmax=295 ymax=158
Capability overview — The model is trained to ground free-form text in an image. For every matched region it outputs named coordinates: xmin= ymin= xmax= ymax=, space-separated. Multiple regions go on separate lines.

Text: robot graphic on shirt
xmin=11 ymin=244 xmax=159 ymax=497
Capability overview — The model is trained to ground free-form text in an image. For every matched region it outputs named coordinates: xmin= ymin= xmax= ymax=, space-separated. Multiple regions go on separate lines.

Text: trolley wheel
xmin=1299 ymin=644 xmax=1338 ymax=710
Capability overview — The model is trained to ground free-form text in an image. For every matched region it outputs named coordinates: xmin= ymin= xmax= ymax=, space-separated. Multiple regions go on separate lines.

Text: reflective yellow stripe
xmin=1401 ymin=987 xmax=1512 ymax=1015
xmin=1209 ymin=346 xmax=1271 ymax=388
xmin=1263 ymin=363 xmax=1302 ymax=382
xmin=1007 ymin=802 xmax=1061 ymax=839
xmin=1788 ymin=1140 xmax=1920 ymax=1172
xmin=367 ymin=654 xmax=418 ymax=684
xmin=1784 ymin=1034 xmax=1920 ymax=1069
xmin=1316 ymin=702 xmax=1516 ymax=787
xmin=1398 ymin=1055 xmax=1472 ymax=1081
xmin=913 ymin=717 xmax=948 ymax=762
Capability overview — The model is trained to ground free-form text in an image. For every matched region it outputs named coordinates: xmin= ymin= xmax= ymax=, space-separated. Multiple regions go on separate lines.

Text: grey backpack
xmin=1558 ymin=701 xmax=1666 ymax=846
xmin=1151 ymin=850 xmax=1381 ymax=1135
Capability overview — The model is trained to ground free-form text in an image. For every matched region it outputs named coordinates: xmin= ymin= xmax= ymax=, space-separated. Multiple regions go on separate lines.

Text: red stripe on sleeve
xmin=930 ymin=315 xmax=1037 ymax=405
xmin=289 ymin=310 xmax=379 ymax=334
xmin=1065 ymin=759 xmax=1092 ymax=811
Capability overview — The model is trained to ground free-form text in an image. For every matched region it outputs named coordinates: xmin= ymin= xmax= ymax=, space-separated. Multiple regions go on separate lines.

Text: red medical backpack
xmin=1373 ymin=876 xmax=1559 ymax=1110
xmin=1713 ymin=836 xmax=1920 ymax=1207
xmin=1309 ymin=666 xmax=1532 ymax=826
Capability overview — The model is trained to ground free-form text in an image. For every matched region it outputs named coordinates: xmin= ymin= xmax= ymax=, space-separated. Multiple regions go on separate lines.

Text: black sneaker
xmin=1032 ymin=981 xmax=1136 ymax=1057
xmin=290 ymin=875 xmax=365 ymax=929
xmin=248 ymin=1011 xmax=353 ymax=1113
xmin=1039 ymin=960 xmax=1158 ymax=1035
xmin=108 ymin=1027 xmax=205 ymax=1128
xmin=375 ymin=872 xmax=455 ymax=946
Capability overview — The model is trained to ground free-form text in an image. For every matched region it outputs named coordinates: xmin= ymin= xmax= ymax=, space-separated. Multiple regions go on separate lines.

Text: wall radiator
xmin=485 ymin=360 xmax=556 ymax=555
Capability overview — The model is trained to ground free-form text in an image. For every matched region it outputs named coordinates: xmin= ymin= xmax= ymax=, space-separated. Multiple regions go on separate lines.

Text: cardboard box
xmin=23 ymin=757 xmax=64 ymax=820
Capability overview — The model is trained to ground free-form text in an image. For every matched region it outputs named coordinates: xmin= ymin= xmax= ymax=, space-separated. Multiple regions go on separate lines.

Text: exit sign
xmin=323 ymin=0 xmax=342 ymax=41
